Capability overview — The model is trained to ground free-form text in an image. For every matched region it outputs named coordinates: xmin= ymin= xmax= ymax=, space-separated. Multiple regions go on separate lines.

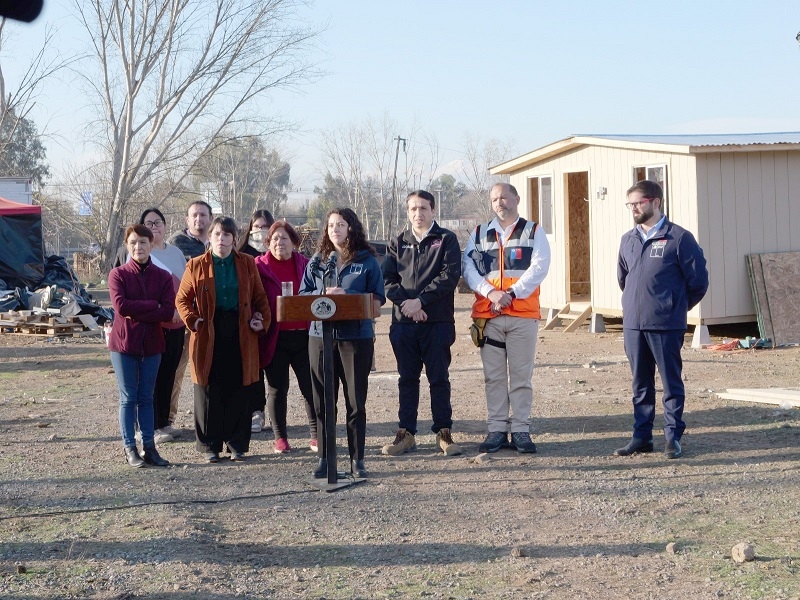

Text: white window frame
xmin=527 ymin=174 xmax=554 ymax=235
xmin=632 ymin=164 xmax=669 ymax=216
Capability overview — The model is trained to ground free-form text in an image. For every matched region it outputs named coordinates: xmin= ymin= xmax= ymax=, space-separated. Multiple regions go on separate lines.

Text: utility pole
xmin=389 ymin=135 xmax=406 ymax=234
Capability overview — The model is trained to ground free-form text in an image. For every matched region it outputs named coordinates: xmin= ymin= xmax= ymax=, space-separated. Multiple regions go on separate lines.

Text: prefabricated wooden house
xmin=490 ymin=133 xmax=800 ymax=329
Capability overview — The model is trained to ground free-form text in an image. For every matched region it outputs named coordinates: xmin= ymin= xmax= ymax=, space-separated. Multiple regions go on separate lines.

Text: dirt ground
xmin=0 ymin=292 xmax=798 ymax=599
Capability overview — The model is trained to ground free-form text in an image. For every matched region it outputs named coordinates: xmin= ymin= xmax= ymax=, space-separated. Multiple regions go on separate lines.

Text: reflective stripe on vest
xmin=469 ymin=218 xmax=542 ymax=320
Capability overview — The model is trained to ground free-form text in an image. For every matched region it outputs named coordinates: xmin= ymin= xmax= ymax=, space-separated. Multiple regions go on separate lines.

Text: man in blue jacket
xmin=381 ymin=190 xmax=463 ymax=456
xmin=615 ymin=180 xmax=708 ymax=459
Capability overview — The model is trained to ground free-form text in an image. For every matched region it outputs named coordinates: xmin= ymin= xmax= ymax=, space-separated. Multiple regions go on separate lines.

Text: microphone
xmin=325 ymin=251 xmax=339 ymax=272
xmin=308 ymin=252 xmax=323 ymax=275
xmin=324 ymin=251 xmax=339 ymax=289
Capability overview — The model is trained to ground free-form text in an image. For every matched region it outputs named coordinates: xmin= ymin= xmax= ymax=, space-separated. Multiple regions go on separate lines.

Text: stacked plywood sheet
xmin=717 ymin=388 xmax=800 ymax=408
xmin=745 ymin=251 xmax=800 ymax=347
xmin=0 ymin=311 xmax=101 ymax=337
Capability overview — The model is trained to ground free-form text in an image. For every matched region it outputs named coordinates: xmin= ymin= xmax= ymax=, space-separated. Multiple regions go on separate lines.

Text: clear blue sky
xmin=6 ymin=0 xmax=800 ymax=196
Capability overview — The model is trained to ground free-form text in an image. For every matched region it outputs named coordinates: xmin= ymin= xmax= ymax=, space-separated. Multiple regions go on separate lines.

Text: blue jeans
xmin=110 ymin=352 xmax=161 ymax=448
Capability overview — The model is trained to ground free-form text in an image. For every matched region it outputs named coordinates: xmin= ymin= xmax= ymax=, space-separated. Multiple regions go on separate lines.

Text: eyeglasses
xmin=624 ymin=198 xmax=654 ymax=210
xmin=144 ymin=219 xmax=165 ymax=228
xmin=251 ymin=224 xmax=269 ymax=232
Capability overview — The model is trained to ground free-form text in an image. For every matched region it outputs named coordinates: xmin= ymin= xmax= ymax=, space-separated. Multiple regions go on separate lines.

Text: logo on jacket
xmin=650 ymin=240 xmax=666 ymax=258
xmin=350 ymin=263 xmax=363 ymax=275
xmin=311 ymin=297 xmax=337 ymax=319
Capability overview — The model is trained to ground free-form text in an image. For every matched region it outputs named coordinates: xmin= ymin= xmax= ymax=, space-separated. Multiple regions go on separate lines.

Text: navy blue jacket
xmin=617 ymin=220 xmax=708 ymax=331
xmin=382 ymin=223 xmax=461 ymax=324
xmin=300 ymin=248 xmax=386 ymax=339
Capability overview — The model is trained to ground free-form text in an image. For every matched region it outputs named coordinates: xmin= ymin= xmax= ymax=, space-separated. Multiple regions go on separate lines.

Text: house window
xmin=527 ymin=175 xmax=553 ymax=234
xmin=632 ymin=164 xmax=668 ymax=216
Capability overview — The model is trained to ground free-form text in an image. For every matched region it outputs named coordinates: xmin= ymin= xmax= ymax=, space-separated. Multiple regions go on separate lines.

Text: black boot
xmin=313 ymin=458 xmax=327 ymax=478
xmin=124 ymin=446 xmax=144 ymax=468
xmin=141 ymin=446 xmax=170 ymax=467
xmin=352 ymin=459 xmax=367 ymax=479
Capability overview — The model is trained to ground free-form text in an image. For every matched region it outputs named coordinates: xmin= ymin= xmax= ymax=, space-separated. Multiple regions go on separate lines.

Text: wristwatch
xmin=506 ymin=288 xmax=516 ymax=299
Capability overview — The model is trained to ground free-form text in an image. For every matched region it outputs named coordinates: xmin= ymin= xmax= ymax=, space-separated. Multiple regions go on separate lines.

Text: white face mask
xmin=248 ymin=230 xmax=267 ymax=253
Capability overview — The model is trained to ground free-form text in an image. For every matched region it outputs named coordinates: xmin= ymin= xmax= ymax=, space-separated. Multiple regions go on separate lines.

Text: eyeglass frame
xmin=143 ymin=219 xmax=165 ymax=228
xmin=624 ymin=197 xmax=656 ymax=210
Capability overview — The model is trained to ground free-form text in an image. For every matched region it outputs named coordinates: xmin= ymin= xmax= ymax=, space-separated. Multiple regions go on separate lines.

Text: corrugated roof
xmin=491 ymin=132 xmax=800 ymax=174
xmin=574 ymin=132 xmax=800 ymax=147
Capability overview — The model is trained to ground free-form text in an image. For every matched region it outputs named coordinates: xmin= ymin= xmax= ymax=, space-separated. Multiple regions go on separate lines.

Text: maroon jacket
xmin=108 ymin=259 xmax=176 ymax=356
xmin=254 ymin=251 xmax=309 ymax=367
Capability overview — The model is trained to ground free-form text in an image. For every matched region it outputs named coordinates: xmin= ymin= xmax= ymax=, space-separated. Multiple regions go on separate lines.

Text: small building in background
xmin=490 ymin=133 xmax=800 ymax=328
xmin=0 ymin=177 xmax=33 ymax=205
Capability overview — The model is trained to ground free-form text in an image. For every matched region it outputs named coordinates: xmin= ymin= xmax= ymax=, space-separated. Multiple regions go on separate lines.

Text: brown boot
xmin=381 ymin=428 xmax=416 ymax=456
xmin=436 ymin=428 xmax=462 ymax=456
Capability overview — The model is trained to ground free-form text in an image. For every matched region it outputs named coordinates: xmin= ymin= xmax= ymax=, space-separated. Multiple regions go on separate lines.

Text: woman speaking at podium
xmin=300 ymin=208 xmax=385 ymax=479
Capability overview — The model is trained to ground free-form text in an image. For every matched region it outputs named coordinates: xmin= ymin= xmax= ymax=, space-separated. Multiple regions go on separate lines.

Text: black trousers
xmin=389 ymin=321 xmax=455 ymax=435
xmin=265 ymin=329 xmax=317 ymax=440
xmin=153 ymin=326 xmax=185 ymax=430
xmin=308 ymin=335 xmax=373 ymax=461
xmin=194 ymin=311 xmax=252 ymax=454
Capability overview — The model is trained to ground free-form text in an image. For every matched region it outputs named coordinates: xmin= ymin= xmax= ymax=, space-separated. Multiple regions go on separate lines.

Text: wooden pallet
xmin=0 ymin=312 xmax=101 ymax=337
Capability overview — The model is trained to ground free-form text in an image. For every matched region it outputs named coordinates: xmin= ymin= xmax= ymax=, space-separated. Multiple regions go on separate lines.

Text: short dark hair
xmin=139 ymin=207 xmax=166 ymax=225
xmin=406 ymin=190 xmax=435 ymax=210
xmin=627 ymin=180 xmax=663 ymax=201
xmin=124 ymin=223 xmax=154 ymax=242
xmin=188 ymin=200 xmax=213 ymax=216
xmin=268 ymin=220 xmax=301 ymax=247
xmin=209 ymin=216 xmax=239 ymax=240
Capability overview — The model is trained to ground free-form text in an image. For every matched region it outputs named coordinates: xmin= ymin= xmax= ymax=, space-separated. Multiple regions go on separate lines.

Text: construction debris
xmin=0 ymin=310 xmax=101 ymax=337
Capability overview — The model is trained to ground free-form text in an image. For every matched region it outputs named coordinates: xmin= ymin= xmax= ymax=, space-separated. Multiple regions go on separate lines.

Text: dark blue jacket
xmin=617 ymin=220 xmax=708 ymax=331
xmin=383 ymin=223 xmax=461 ymax=324
xmin=300 ymin=248 xmax=386 ymax=339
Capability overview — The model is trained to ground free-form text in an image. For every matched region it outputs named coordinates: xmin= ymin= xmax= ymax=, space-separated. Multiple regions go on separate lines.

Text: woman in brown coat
xmin=176 ymin=216 xmax=271 ymax=463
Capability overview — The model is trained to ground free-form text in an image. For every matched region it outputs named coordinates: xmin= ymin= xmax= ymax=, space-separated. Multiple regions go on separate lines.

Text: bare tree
xmin=0 ymin=23 xmax=77 ymax=181
xmin=71 ymin=0 xmax=318 ymax=267
xmin=317 ymin=115 xmax=444 ymax=239
xmin=458 ymin=133 xmax=517 ymax=221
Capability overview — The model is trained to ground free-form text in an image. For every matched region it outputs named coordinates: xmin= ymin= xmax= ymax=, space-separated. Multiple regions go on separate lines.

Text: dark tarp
xmin=0 ymin=197 xmax=44 ymax=289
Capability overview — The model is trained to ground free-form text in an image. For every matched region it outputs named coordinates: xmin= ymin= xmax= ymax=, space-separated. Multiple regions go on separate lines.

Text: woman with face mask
xmin=238 ymin=209 xmax=276 ymax=434
xmin=239 ymin=209 xmax=275 ymax=258
xmin=176 ymin=216 xmax=271 ymax=463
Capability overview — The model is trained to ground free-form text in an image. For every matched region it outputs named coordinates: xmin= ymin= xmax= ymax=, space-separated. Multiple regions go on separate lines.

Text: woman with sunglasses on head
xmin=108 ymin=224 xmax=175 ymax=468
xmin=176 ymin=216 xmax=271 ymax=463
xmin=300 ymin=207 xmax=385 ymax=479
xmin=137 ymin=208 xmax=188 ymax=443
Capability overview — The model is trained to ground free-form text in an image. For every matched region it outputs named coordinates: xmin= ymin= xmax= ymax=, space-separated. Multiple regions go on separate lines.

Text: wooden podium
xmin=276 ymin=293 xmax=375 ymax=491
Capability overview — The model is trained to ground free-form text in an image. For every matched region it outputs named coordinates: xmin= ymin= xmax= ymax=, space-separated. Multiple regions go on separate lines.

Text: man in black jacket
xmin=381 ymin=190 xmax=463 ymax=456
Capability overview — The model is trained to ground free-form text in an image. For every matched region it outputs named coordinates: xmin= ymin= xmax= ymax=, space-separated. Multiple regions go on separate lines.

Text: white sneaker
xmin=154 ymin=428 xmax=174 ymax=444
xmin=163 ymin=424 xmax=182 ymax=438
xmin=251 ymin=411 xmax=265 ymax=433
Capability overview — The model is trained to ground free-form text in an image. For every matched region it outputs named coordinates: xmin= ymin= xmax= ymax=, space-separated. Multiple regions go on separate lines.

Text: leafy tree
xmin=193 ymin=137 xmax=291 ymax=222
xmin=0 ymin=109 xmax=49 ymax=186
xmin=429 ymin=173 xmax=467 ymax=221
